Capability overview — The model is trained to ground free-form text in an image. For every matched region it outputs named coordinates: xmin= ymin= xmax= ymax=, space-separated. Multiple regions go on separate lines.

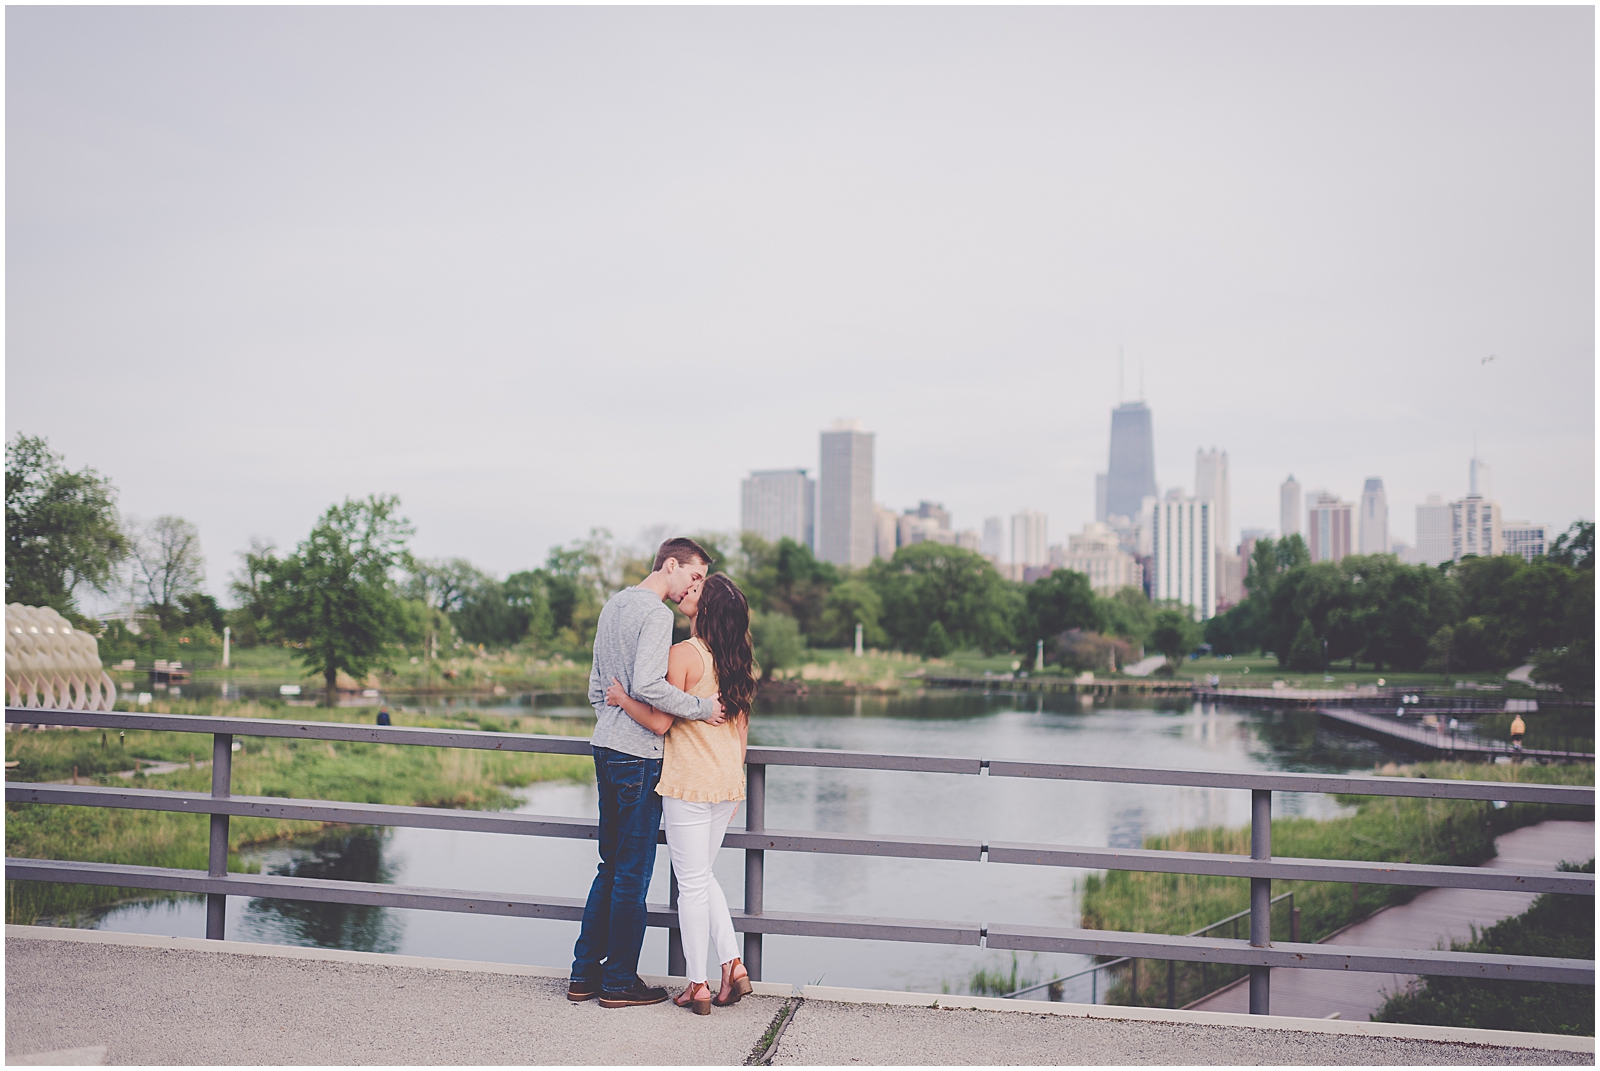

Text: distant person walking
xmin=606 ymin=572 xmax=757 ymax=1014
xmin=376 ymin=707 xmax=391 ymax=726
xmin=570 ymin=538 xmax=725 ymax=1010
xmin=1510 ymin=712 xmax=1526 ymax=753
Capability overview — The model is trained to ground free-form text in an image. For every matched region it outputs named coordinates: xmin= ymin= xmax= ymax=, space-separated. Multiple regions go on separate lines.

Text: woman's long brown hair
xmin=694 ymin=573 xmax=757 ymax=719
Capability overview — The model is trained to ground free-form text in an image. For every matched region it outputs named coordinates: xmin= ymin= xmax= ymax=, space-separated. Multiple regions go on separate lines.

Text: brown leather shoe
xmin=598 ymin=980 xmax=670 ymax=1008
xmin=567 ymin=979 xmax=599 ymax=1002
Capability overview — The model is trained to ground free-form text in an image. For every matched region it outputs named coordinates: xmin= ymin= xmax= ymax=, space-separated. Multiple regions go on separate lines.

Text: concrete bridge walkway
xmin=5 ymin=927 xmax=1589 ymax=1065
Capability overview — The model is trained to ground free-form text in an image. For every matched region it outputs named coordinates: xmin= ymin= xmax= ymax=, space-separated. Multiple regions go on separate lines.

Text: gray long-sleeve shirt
xmin=587 ymin=587 xmax=718 ymax=758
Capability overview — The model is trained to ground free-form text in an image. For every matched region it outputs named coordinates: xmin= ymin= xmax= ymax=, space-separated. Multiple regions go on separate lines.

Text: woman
xmin=604 ymin=572 xmax=757 ymax=1014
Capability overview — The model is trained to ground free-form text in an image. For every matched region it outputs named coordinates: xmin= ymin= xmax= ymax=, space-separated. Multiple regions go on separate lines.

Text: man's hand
xmin=704 ymin=693 xmax=727 ymax=726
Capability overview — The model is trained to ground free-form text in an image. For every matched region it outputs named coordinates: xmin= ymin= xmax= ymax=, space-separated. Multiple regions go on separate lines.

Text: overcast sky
xmin=7 ymin=6 xmax=1593 ymax=601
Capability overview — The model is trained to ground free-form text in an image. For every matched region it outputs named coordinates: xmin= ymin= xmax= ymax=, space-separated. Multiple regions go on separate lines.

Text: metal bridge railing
xmin=5 ymin=707 xmax=1595 ymax=1016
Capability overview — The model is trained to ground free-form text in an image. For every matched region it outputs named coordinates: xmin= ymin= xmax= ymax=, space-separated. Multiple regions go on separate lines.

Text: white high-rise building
xmin=1415 ymin=495 xmax=1453 ymax=566
xmin=1052 ymin=522 xmax=1143 ymax=593
xmin=1280 ymin=475 xmax=1302 ymax=539
xmin=980 ymin=517 xmax=1005 ymax=561
xmin=740 ymin=469 xmax=816 ymax=549
xmin=1469 ymin=457 xmax=1493 ymax=499
xmin=873 ymin=505 xmax=899 ymax=561
xmin=1151 ymin=496 xmax=1216 ymax=619
xmin=1358 ymin=477 xmax=1389 ymax=554
xmin=818 ymin=420 xmax=875 ymax=568
xmin=1011 ymin=510 xmax=1049 ymax=568
xmin=1451 ymin=495 xmax=1502 ymax=561
xmin=1502 ymin=521 xmax=1549 ymax=563
xmin=1194 ymin=449 xmax=1231 ymax=553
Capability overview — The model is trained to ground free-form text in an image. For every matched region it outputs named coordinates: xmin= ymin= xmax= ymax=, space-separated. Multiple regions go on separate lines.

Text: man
xmin=569 ymin=537 xmax=725 ymax=1008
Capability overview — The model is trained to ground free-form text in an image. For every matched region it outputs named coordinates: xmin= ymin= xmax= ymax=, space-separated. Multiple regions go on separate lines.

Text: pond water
xmin=82 ymin=692 xmax=1408 ymax=999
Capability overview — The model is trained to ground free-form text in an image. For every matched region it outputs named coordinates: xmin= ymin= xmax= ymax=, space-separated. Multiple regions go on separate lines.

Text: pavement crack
xmin=746 ymin=997 xmax=802 ymax=1066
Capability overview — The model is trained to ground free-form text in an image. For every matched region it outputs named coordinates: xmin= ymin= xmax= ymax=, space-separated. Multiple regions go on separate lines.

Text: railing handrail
xmin=6 ymin=705 xmax=1595 ymax=1013
xmin=1003 ymin=891 xmax=1297 ymax=998
xmin=7 ymin=707 xmax=1593 ymax=805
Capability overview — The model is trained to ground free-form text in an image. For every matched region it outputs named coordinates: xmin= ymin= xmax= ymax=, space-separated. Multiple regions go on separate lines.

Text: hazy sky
xmin=7 ymin=6 xmax=1593 ymax=601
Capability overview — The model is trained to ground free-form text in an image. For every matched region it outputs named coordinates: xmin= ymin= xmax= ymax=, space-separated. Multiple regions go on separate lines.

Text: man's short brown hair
xmin=653 ymin=537 xmax=712 ymax=573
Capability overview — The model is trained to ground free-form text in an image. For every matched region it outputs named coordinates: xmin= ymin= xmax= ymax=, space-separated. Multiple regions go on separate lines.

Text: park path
xmin=1189 ymin=819 xmax=1595 ymax=1021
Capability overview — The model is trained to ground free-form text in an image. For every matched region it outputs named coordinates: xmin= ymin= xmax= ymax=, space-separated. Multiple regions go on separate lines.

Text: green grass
xmin=1373 ymin=859 xmax=1594 ymax=1036
xmin=1078 ymin=761 xmax=1595 ymax=1010
xmin=5 ymin=698 xmax=595 ymax=924
xmin=1168 ymin=653 xmax=1521 ymax=692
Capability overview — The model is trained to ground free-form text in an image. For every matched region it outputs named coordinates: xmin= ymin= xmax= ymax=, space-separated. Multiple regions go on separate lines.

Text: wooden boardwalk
xmin=1189 ymin=820 xmax=1597 ymax=1021
xmin=1317 ymin=706 xmax=1594 ymax=762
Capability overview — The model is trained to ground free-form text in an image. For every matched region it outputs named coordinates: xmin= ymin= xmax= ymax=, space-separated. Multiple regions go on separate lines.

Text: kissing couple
xmin=568 ymin=537 xmax=758 ymax=1015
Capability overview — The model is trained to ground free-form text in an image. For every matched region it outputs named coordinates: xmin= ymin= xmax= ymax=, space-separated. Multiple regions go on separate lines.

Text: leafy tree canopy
xmin=260 ymin=495 xmax=415 ymax=704
xmin=5 ymin=434 xmax=127 ymax=616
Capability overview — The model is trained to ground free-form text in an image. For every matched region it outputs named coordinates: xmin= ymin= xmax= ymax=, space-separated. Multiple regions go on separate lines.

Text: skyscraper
xmin=980 ymin=517 xmax=1005 ymax=561
xmin=1151 ymin=496 xmax=1216 ymax=619
xmin=1011 ymin=510 xmax=1048 ymax=569
xmin=1280 ymin=475 xmax=1302 ymax=538
xmin=1307 ymin=492 xmax=1354 ymax=563
xmin=818 ymin=420 xmax=875 ymax=568
xmin=1502 ymin=521 xmax=1549 ymax=563
xmin=1358 ymin=477 xmax=1389 ymax=554
xmin=1450 ymin=494 xmax=1502 ymax=561
xmin=1104 ymin=402 xmax=1157 ymax=522
xmin=1194 ymin=448 xmax=1231 ymax=553
xmin=740 ymin=469 xmax=816 ymax=549
xmin=1415 ymin=494 xmax=1453 ymax=566
xmin=1469 ymin=457 xmax=1493 ymax=499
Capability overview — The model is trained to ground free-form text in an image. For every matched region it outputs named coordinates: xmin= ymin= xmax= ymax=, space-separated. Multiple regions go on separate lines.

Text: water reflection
xmin=241 ymin=828 xmax=402 ymax=954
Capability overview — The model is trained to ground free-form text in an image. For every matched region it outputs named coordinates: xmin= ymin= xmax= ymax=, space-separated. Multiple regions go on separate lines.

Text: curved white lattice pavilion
xmin=5 ymin=604 xmax=117 ymax=711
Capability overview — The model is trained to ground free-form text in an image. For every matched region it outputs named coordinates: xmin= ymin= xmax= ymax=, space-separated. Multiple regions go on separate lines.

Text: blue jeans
xmin=572 ymin=746 xmax=664 ymax=992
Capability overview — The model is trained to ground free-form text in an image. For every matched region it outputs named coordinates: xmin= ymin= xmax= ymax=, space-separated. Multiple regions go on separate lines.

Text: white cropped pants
xmin=661 ymin=796 xmax=742 ymax=985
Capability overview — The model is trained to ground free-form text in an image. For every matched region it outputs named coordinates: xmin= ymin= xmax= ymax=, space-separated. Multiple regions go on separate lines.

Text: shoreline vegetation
xmin=118 ymin=642 xmax=1553 ymax=702
xmin=1076 ymin=760 xmax=1596 ymax=1010
xmin=4 ymin=698 xmax=593 ymax=925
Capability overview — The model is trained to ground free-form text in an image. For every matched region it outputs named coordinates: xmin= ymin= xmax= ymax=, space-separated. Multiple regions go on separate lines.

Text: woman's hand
xmin=604 ymin=678 xmax=629 ymax=709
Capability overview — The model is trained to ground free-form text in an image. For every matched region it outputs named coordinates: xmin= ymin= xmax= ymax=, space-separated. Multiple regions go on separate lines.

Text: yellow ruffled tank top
xmin=656 ymin=637 xmax=746 ymax=803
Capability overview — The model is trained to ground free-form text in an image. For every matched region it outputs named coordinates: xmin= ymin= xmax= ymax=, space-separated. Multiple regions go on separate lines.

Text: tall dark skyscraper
xmin=1105 ymin=401 xmax=1157 ymax=521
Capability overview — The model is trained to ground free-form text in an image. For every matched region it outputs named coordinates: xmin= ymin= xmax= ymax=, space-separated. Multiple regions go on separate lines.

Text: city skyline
xmin=7 ymin=7 xmax=1591 ymax=594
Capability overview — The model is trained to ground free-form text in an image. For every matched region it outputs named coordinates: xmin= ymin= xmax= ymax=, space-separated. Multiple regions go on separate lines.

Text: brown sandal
xmin=714 ymin=960 xmax=753 ymax=1007
xmin=676 ymin=982 xmax=712 ymax=1015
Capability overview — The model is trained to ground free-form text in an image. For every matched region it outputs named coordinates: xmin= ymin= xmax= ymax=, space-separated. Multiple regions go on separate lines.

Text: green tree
xmin=1149 ymin=609 xmax=1200 ymax=668
xmin=226 ymin=538 xmax=277 ymax=647
xmin=814 ymin=578 xmax=887 ymax=648
xmin=1346 ymin=555 xmax=1456 ymax=671
xmin=1023 ymin=569 xmax=1101 ymax=647
xmin=1286 ymin=618 xmax=1322 ymax=671
xmin=865 ymin=543 xmax=1021 ymax=654
xmin=1547 ymin=521 xmax=1594 ymax=570
xmin=736 ymin=534 xmax=839 ymax=640
xmin=261 ymin=495 xmax=415 ymax=705
xmin=750 ymin=609 xmax=805 ymax=681
xmin=5 ymin=434 xmax=127 ymax=616
xmin=1098 ymin=586 xmax=1157 ymax=649
xmin=921 ymin=620 xmax=953 ymax=658
xmin=128 ymin=515 xmax=205 ymax=629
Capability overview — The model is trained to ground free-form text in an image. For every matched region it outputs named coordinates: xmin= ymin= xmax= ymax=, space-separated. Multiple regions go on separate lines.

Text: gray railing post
xmin=744 ymin=762 xmax=765 ymax=981
xmin=1248 ymin=788 xmax=1271 ymax=1014
xmin=206 ymin=733 xmax=232 ymax=940
xmin=667 ymin=866 xmax=685 ymax=976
